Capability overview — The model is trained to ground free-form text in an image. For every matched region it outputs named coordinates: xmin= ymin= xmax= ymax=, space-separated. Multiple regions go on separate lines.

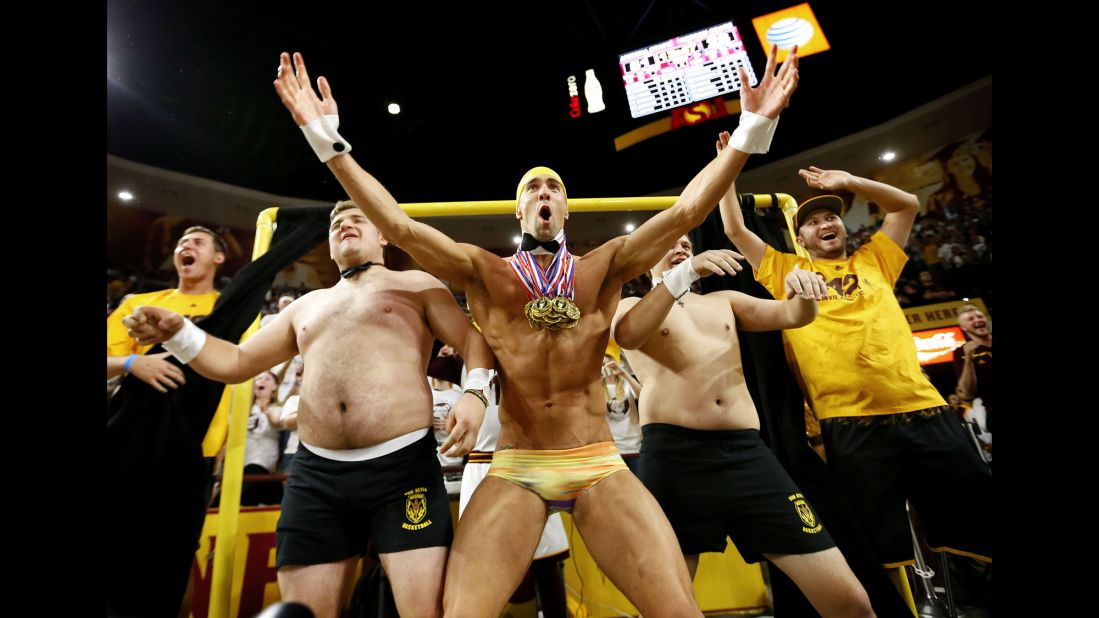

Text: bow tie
xmin=340 ymin=261 xmax=382 ymax=279
xmin=519 ymin=233 xmax=560 ymax=255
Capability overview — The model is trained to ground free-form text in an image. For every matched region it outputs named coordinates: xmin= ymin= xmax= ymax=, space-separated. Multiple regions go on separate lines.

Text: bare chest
xmin=472 ymin=259 xmax=617 ymax=381
xmin=654 ymin=296 xmax=738 ymax=350
xmin=294 ymin=287 xmax=426 ymax=352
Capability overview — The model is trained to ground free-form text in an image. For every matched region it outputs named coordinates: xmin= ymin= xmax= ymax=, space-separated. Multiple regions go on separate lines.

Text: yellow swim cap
xmin=515 ymin=166 xmax=567 ymax=203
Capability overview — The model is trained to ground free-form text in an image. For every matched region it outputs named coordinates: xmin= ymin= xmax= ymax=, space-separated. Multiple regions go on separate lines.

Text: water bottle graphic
xmin=584 ymin=69 xmax=606 ymax=114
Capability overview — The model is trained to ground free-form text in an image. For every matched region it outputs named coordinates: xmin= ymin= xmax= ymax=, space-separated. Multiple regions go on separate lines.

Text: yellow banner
xmin=560 ymin=512 xmax=767 ymax=617
xmin=191 ymin=507 xmax=286 ymax=618
xmin=904 ymin=298 xmax=989 ymax=331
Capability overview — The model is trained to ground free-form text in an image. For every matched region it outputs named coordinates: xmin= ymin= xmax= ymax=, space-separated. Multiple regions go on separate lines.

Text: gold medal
xmin=523 ymin=295 xmax=581 ymax=331
xmin=510 ymin=236 xmax=580 ymax=331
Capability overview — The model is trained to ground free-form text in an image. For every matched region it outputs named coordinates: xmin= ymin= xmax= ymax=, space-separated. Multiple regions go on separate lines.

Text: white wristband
xmin=463 ymin=368 xmax=495 ymax=392
xmin=162 ymin=318 xmax=208 ymax=364
xmin=762 ymin=114 xmax=779 ymax=149
xmin=300 ymin=116 xmax=352 ymax=162
xmin=730 ymin=110 xmax=778 ymax=154
xmin=661 ymin=258 xmax=700 ymax=300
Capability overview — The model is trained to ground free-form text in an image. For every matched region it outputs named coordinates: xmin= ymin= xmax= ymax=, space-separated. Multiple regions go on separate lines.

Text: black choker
xmin=340 ymin=261 xmax=382 ymax=279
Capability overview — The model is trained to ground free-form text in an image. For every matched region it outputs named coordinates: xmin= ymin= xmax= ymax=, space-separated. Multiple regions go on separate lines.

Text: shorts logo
xmin=788 ymin=493 xmax=823 ymax=534
xmin=402 ymin=487 xmax=433 ymax=531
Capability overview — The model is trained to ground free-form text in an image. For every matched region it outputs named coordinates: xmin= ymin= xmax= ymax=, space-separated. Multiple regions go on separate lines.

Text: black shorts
xmin=639 ymin=423 xmax=835 ymax=563
xmin=821 ymin=407 xmax=992 ymax=566
xmin=276 ymin=431 xmax=453 ymax=567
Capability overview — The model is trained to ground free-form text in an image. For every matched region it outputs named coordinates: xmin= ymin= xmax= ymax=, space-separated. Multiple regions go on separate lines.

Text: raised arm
xmin=603 ymin=357 xmax=643 ymax=400
xmin=726 ymin=266 xmax=826 ymax=331
xmin=604 ymin=357 xmax=643 ymax=426
xmin=273 ymin=51 xmax=481 ymax=287
xmin=798 ymin=166 xmax=920 ymax=248
xmin=716 ymin=131 xmax=768 ymax=270
xmin=955 ymin=342 xmax=979 ymax=401
xmin=421 ymin=279 xmax=493 ymax=457
xmin=611 ymin=45 xmax=798 ymax=280
xmin=612 ymin=250 xmax=744 ymax=349
xmin=123 ymin=305 xmax=299 ymax=385
xmin=621 ymin=371 xmax=643 ymax=402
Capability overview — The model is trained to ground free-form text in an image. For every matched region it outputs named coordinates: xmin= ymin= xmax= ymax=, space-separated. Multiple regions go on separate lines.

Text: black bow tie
xmin=340 ymin=261 xmax=382 ymax=279
xmin=520 ymin=233 xmax=560 ymax=254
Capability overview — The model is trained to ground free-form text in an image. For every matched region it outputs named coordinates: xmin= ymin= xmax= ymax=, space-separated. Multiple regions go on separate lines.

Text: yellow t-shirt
xmin=107 ymin=289 xmax=230 ymax=456
xmin=755 ymin=232 xmax=945 ymax=420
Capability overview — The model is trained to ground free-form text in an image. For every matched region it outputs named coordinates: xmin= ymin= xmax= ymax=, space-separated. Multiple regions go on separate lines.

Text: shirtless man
xmin=124 ymin=202 xmax=494 ymax=618
xmin=271 ymin=46 xmax=798 ymax=616
xmin=612 ymin=230 xmax=874 ymax=617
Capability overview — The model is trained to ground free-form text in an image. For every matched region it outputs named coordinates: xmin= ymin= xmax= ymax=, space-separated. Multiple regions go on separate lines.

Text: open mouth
xmin=538 ymin=205 xmax=552 ymax=222
xmin=181 ymin=254 xmax=196 ymax=266
xmin=820 ymin=231 xmax=837 ymax=241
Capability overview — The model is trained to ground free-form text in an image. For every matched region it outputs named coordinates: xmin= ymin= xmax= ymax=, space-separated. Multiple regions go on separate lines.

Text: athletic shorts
xmin=639 ymin=423 xmax=835 ymax=563
xmin=821 ymin=407 xmax=993 ymax=566
xmin=276 ymin=430 xmax=453 ymax=567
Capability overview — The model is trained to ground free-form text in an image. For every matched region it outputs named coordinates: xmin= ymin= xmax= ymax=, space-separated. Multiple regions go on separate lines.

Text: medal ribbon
xmin=509 ymin=234 xmax=575 ymax=301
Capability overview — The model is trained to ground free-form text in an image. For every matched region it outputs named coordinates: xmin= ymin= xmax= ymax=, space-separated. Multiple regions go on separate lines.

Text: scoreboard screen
xmin=619 ymin=21 xmax=757 ymax=119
